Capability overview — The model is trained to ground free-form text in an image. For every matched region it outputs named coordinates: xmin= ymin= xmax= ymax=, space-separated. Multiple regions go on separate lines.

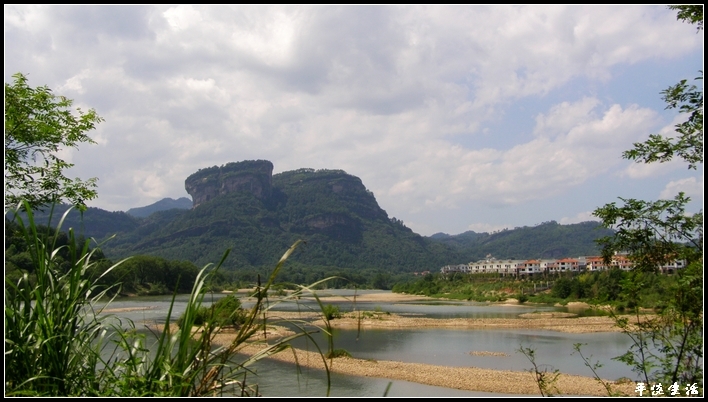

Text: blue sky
xmin=4 ymin=5 xmax=703 ymax=236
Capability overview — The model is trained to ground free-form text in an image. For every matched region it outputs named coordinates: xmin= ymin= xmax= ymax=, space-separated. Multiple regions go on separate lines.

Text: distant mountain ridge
xmin=8 ymin=160 xmax=613 ymax=273
xmin=427 ymin=221 xmax=613 ymax=260
xmin=126 ymin=197 xmax=192 ymax=218
xmin=429 ymin=230 xmax=486 ymax=243
xmin=66 ymin=161 xmax=451 ymax=273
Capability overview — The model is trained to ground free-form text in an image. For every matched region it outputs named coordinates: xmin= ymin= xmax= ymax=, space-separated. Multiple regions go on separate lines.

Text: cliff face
xmin=183 ymin=161 xmax=388 ymax=242
xmin=185 ymin=160 xmax=273 ymax=208
xmin=272 ymin=168 xmax=390 ymax=223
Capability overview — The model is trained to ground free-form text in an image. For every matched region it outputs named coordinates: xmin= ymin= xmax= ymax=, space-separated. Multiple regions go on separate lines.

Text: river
xmin=99 ymin=290 xmax=639 ymax=397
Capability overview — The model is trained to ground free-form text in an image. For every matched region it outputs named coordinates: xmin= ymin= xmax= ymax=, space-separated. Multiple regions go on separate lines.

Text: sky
xmin=4 ymin=5 xmax=704 ymax=236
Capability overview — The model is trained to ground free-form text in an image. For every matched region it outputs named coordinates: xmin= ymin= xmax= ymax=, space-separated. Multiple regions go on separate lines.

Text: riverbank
xmin=261 ymin=309 xmax=626 ymax=333
xmin=221 ymin=333 xmax=637 ymax=397
xmin=143 ymin=291 xmax=644 ymax=396
xmin=252 ymin=291 xmax=627 ymax=333
xmin=150 ymin=313 xmax=638 ymax=397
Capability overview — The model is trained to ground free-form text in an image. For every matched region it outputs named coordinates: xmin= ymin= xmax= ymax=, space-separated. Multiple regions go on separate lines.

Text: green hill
xmin=6 ymin=204 xmax=140 ymax=241
xmin=126 ymin=197 xmax=192 ymax=218
xmin=428 ymin=221 xmax=614 ymax=261
xmin=99 ymin=163 xmax=458 ymax=274
xmin=7 ymin=160 xmax=614 ymax=278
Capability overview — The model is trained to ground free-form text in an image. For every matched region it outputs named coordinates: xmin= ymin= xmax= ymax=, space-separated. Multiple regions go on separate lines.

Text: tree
xmin=623 ymin=6 xmax=703 ymax=171
xmin=669 ymin=4 xmax=703 ymax=31
xmin=4 ymin=72 xmax=104 ymax=212
xmin=592 ymin=5 xmax=703 ymax=391
xmin=622 ymin=73 xmax=703 ymax=170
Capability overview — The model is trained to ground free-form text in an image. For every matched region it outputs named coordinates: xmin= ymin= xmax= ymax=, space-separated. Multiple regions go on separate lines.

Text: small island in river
xmin=196 ymin=291 xmax=645 ymax=396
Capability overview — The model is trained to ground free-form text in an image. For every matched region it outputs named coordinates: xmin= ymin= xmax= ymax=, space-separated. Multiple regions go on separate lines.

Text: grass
xmin=326 ymin=348 xmax=352 ymax=359
xmin=359 ymin=310 xmax=390 ymax=319
xmin=5 ymin=202 xmax=125 ymax=396
xmin=321 ymin=304 xmax=342 ymax=320
xmin=4 ymin=201 xmax=342 ymax=397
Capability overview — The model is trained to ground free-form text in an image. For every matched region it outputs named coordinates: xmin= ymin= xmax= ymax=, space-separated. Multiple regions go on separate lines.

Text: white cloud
xmin=621 ymin=159 xmax=685 ymax=179
xmin=430 ymin=100 xmax=659 ymax=206
xmin=4 ymin=5 xmax=702 ymax=235
xmin=162 ymin=5 xmax=202 ymax=31
xmin=533 ymin=97 xmax=600 ymax=139
xmin=466 ymin=222 xmax=511 ymax=234
xmin=659 ymin=176 xmax=704 ymax=200
xmin=4 ymin=5 xmax=49 ymax=32
xmin=560 ymin=211 xmax=600 ymax=225
xmin=57 ymin=69 xmax=92 ymax=94
xmin=620 ymin=113 xmax=699 ymax=178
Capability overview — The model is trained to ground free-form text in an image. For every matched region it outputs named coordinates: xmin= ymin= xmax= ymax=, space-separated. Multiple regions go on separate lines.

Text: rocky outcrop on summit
xmin=272 ymin=168 xmax=390 ymax=223
xmin=49 ymin=158 xmax=611 ymax=272
xmin=184 ymin=160 xmax=273 ymax=208
xmin=95 ymin=160 xmax=455 ymax=270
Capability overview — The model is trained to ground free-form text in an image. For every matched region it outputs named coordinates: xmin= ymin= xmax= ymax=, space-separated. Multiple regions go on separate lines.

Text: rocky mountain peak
xmin=184 ymin=160 xmax=274 ymax=208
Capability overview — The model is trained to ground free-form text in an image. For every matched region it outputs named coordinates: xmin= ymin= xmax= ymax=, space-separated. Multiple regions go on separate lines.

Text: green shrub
xmin=322 ymin=304 xmax=342 ymax=320
xmin=176 ymin=294 xmax=246 ymax=329
xmin=136 ymin=282 xmax=168 ymax=296
xmin=327 ymin=348 xmax=352 ymax=358
xmin=4 ymin=202 xmax=125 ymax=396
xmin=5 ymin=205 xmax=339 ymax=397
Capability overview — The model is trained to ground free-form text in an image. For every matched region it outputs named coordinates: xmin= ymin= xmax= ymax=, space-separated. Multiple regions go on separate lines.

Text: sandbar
xmin=145 ymin=292 xmax=644 ymax=396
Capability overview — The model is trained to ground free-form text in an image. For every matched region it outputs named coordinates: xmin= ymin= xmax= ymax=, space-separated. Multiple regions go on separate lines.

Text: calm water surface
xmin=100 ymin=290 xmax=639 ymax=397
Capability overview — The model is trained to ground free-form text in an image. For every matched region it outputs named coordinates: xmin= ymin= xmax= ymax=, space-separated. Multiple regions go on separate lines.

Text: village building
xmin=441 ymin=252 xmax=686 ymax=276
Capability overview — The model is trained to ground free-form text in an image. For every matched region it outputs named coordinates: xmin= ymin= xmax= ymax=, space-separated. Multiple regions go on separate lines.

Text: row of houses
xmin=440 ymin=254 xmax=686 ymax=276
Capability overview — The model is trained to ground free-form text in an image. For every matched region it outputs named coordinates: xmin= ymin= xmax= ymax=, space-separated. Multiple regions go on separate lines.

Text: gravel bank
xmin=203 ymin=310 xmax=644 ymax=396
xmin=263 ymin=310 xmax=630 ymax=334
xmin=150 ymin=292 xmax=643 ymax=396
xmin=229 ymin=340 xmax=636 ymax=396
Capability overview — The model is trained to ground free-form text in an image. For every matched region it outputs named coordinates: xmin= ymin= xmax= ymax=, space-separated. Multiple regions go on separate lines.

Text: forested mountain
xmin=429 ymin=230 xmax=487 ymax=245
xmin=126 ymin=197 xmax=192 ymax=218
xmin=428 ymin=221 xmax=614 ymax=261
xmin=6 ymin=160 xmax=614 ymax=276
xmin=92 ymin=161 xmax=459 ymax=274
xmin=6 ymin=204 xmax=141 ymax=241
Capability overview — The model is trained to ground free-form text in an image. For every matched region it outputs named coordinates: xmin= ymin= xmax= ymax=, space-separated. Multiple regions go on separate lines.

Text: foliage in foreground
xmin=4 ymin=203 xmax=124 ymax=395
xmin=176 ymin=294 xmax=247 ymax=329
xmin=4 ymin=202 xmax=340 ymax=397
xmin=4 ymin=72 xmax=103 ymax=212
xmin=517 ymin=345 xmax=561 ymax=397
xmin=587 ymin=5 xmax=703 ymax=395
xmin=5 ymin=217 xmax=205 ymax=297
xmin=609 ymin=261 xmax=703 ymax=390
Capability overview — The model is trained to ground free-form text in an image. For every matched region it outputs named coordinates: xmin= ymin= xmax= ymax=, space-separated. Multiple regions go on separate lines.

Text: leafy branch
xmin=518 ymin=345 xmax=561 ymax=397
xmin=573 ymin=343 xmax=626 ymax=396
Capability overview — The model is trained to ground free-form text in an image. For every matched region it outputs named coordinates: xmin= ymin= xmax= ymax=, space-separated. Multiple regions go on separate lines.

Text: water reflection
xmin=285 ymin=326 xmax=634 ymax=381
xmin=247 ymin=357 xmax=524 ymax=397
xmin=99 ymin=291 xmax=639 ymax=397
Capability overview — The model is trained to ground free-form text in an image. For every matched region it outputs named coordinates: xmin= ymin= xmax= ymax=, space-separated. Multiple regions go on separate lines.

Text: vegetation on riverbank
xmin=5 ymin=6 xmax=702 ymax=395
xmin=5 ymin=202 xmax=340 ymax=397
xmin=392 ymin=269 xmax=690 ymax=311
